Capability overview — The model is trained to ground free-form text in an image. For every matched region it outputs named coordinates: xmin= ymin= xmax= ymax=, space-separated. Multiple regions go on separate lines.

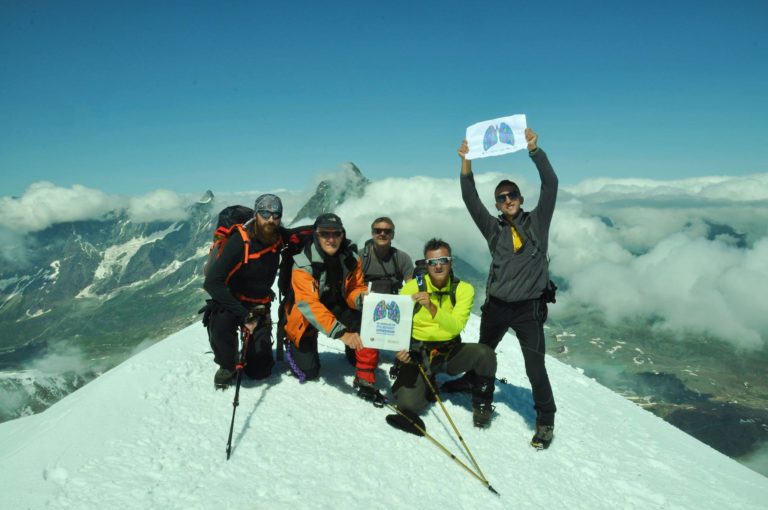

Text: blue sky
xmin=1 ymin=0 xmax=766 ymax=197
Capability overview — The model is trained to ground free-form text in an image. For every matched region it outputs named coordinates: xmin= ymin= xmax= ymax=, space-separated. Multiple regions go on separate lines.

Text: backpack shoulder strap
xmin=390 ymin=247 xmax=403 ymax=281
xmin=449 ymin=275 xmax=461 ymax=307
xmin=364 ymin=240 xmax=399 ymax=280
xmin=360 ymin=240 xmax=371 ymax=271
xmin=222 ymin=225 xmax=250 ymax=284
xmin=488 ymin=218 xmax=505 ymax=254
xmin=520 ymin=212 xmax=539 ymax=251
xmin=234 ymin=224 xmax=251 ymax=262
xmin=413 ymin=274 xmax=460 ymax=313
xmin=489 ymin=213 xmax=540 ymax=254
xmin=413 ymin=272 xmax=427 ymax=314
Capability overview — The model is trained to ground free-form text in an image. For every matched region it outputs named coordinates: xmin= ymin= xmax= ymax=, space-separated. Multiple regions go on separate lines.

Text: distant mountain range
xmin=1 ymin=165 xmax=765 ymax=479
xmin=0 ymin=163 xmax=368 ymax=421
xmin=0 ymin=163 xmax=487 ymax=422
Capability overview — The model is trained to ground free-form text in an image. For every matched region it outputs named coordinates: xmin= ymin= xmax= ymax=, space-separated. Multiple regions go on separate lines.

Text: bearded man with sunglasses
xmin=283 ymin=213 xmax=367 ymax=381
xmin=204 ymin=194 xmax=290 ymax=389
xmin=449 ymin=127 xmax=559 ymax=449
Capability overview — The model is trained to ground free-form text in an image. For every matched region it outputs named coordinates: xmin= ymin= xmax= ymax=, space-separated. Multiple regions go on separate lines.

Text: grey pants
xmin=393 ymin=341 xmax=496 ymax=414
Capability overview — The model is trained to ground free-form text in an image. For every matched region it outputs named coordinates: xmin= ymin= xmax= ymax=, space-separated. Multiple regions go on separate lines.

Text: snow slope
xmin=1 ymin=314 xmax=766 ymax=510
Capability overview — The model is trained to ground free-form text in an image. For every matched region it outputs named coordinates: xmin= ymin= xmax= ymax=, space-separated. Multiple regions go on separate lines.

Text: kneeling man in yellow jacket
xmin=386 ymin=238 xmax=497 ymax=434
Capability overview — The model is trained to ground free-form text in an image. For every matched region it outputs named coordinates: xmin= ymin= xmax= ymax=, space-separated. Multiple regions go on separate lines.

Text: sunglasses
xmin=372 ymin=228 xmax=393 ymax=236
xmin=317 ymin=230 xmax=344 ymax=240
xmin=256 ymin=210 xmax=282 ymax=220
xmin=425 ymin=256 xmax=452 ymax=266
xmin=495 ymin=191 xmax=520 ymax=203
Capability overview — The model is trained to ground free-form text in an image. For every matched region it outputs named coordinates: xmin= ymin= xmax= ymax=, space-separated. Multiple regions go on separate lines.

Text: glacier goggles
xmin=425 ymin=256 xmax=452 ymax=266
xmin=256 ymin=210 xmax=282 ymax=220
xmin=495 ymin=190 xmax=521 ymax=203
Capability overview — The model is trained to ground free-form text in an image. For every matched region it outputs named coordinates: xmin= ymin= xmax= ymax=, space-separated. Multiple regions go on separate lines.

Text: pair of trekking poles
xmin=384 ymin=362 xmax=499 ymax=496
xmin=225 ymin=328 xmax=499 ymax=497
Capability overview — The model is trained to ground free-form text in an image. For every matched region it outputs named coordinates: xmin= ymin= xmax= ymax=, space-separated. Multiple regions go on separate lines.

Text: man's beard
xmin=252 ymin=221 xmax=279 ymax=244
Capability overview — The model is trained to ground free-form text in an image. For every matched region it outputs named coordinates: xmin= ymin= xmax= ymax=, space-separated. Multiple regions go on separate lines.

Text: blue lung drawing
xmin=386 ymin=301 xmax=400 ymax=324
xmin=498 ymin=122 xmax=514 ymax=145
xmin=483 ymin=125 xmax=498 ymax=150
xmin=373 ymin=300 xmax=387 ymax=322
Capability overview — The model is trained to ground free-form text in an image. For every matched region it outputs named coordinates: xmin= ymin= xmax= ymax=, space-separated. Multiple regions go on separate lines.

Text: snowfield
xmin=1 ymin=312 xmax=766 ymax=510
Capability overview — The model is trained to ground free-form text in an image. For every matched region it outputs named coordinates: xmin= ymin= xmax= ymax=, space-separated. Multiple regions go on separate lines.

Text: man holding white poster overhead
xmin=385 ymin=239 xmax=497 ymax=435
xmin=447 ymin=127 xmax=559 ymax=450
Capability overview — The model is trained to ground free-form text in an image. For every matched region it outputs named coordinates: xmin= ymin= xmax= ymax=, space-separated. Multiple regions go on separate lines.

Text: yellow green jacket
xmin=400 ymin=275 xmax=474 ymax=342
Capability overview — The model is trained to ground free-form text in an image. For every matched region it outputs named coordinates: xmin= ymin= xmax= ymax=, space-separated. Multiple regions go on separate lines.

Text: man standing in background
xmin=349 ymin=217 xmax=415 ymax=402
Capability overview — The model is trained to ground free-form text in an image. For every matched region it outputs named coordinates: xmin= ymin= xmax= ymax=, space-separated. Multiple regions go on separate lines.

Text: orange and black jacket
xmin=204 ymin=224 xmax=309 ymax=325
xmin=284 ymin=241 xmax=366 ymax=346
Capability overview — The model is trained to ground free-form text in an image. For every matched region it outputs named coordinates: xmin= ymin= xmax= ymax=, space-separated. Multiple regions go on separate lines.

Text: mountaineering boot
xmin=354 ymin=376 xmax=386 ymax=407
xmin=441 ymin=371 xmax=475 ymax=394
xmin=531 ymin=423 xmax=555 ymax=450
xmin=471 ymin=375 xmax=496 ymax=428
xmin=385 ymin=409 xmax=426 ymax=436
xmin=473 ymin=403 xmax=495 ymax=428
xmin=214 ymin=368 xmax=236 ymax=389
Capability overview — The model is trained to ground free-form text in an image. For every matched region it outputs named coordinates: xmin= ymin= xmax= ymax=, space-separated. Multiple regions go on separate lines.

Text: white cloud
xmin=566 ymin=173 xmax=768 ymax=202
xmin=563 ymin=234 xmax=768 ymax=349
xmin=328 ymin=170 xmax=768 ymax=350
xmin=4 ymin=170 xmax=767 ymax=349
xmin=0 ymin=182 xmax=123 ymax=232
xmin=0 ymin=182 xmax=197 ymax=232
xmin=127 ymin=189 xmax=187 ymax=223
xmin=548 ymin=175 xmax=768 ymax=350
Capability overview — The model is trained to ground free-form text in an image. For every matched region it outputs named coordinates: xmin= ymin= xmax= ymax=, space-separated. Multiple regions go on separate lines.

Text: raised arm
xmin=526 ymin=128 xmax=558 ymax=227
xmin=458 ymin=139 xmax=499 ymax=240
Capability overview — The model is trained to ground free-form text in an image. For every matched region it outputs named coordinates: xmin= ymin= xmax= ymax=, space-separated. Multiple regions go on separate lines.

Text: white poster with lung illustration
xmin=465 ymin=113 xmax=527 ymax=160
xmin=359 ymin=293 xmax=413 ymax=352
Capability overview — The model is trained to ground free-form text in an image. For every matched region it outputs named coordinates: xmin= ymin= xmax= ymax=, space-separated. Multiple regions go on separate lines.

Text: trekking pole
xmin=275 ymin=292 xmax=285 ymax=361
xmin=225 ymin=327 xmax=252 ymax=460
xmin=383 ymin=401 xmax=499 ymax=496
xmin=417 ymin=363 xmax=492 ymax=488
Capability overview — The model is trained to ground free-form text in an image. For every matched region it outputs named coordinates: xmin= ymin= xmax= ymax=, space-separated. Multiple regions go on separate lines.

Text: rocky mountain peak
xmin=290 ymin=162 xmax=369 ymax=225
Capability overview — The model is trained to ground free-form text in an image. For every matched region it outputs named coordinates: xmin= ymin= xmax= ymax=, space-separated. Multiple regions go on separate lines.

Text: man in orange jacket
xmin=283 ymin=213 xmax=367 ymax=381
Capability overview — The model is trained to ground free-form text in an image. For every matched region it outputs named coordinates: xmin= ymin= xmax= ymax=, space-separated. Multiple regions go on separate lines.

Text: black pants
xmin=288 ymin=306 xmax=362 ymax=381
xmin=394 ymin=341 xmax=496 ymax=415
xmin=207 ymin=308 xmax=274 ymax=379
xmin=288 ymin=333 xmax=321 ymax=381
xmin=481 ymin=297 xmax=556 ymax=425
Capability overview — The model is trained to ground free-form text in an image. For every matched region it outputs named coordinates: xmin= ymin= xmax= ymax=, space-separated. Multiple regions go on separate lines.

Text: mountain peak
xmin=290 ymin=163 xmax=370 ymax=225
xmin=197 ymin=190 xmax=214 ymax=204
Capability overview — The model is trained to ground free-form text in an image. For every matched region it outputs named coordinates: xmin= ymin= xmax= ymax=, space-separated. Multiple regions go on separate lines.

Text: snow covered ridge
xmin=75 ymin=222 xmax=188 ymax=299
xmin=1 ymin=316 xmax=766 ymax=510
